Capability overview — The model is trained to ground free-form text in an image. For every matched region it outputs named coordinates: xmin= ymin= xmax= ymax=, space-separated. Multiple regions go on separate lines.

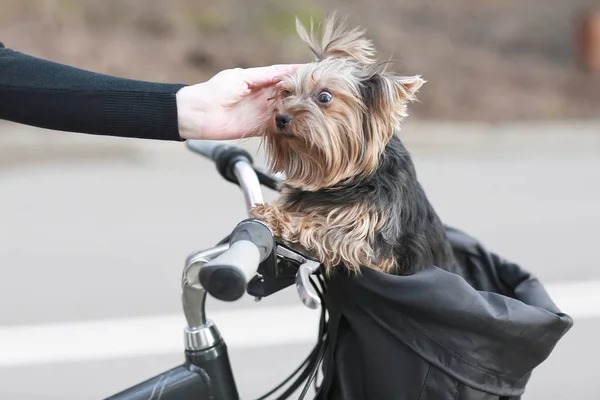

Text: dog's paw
xmin=249 ymin=203 xmax=283 ymax=235
xmin=250 ymin=203 xmax=299 ymax=241
xmin=249 ymin=203 xmax=269 ymax=219
xmin=249 ymin=203 xmax=277 ymax=223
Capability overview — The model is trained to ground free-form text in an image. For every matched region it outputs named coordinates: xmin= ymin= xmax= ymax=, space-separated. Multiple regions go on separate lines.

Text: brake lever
xmin=296 ymin=260 xmax=322 ymax=309
xmin=276 ymin=245 xmax=322 ymax=309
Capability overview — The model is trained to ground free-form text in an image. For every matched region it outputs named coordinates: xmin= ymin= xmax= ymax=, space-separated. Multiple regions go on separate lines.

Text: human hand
xmin=176 ymin=64 xmax=300 ymax=140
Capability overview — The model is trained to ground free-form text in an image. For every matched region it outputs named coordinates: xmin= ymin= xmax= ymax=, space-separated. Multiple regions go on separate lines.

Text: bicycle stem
xmin=181 ymin=244 xmax=229 ymax=351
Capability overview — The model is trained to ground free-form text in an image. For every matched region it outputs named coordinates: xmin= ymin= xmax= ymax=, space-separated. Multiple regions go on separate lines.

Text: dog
xmin=250 ymin=13 xmax=458 ymax=277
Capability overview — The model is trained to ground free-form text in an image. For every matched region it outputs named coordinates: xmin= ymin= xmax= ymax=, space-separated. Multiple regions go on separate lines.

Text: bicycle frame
xmin=104 ymin=140 xmax=326 ymax=400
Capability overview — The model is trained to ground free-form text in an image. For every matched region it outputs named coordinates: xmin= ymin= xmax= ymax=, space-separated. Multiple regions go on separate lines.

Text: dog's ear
xmin=356 ymin=71 xmax=425 ymax=173
xmin=296 ymin=13 xmax=375 ymax=65
xmin=361 ymin=72 xmax=425 ymax=128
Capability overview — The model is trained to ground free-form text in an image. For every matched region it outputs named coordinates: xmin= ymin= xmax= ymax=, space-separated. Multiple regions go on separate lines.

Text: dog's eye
xmin=281 ymin=89 xmax=292 ymax=98
xmin=317 ymin=91 xmax=333 ymax=104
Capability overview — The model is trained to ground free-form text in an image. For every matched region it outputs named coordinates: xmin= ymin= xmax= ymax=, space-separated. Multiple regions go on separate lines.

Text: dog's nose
xmin=275 ymin=113 xmax=292 ymax=129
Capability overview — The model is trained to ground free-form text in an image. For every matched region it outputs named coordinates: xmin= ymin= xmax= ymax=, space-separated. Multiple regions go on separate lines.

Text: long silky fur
xmin=250 ymin=13 xmax=458 ymax=276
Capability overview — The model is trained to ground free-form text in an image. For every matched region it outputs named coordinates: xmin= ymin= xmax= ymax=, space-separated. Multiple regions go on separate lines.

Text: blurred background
xmin=0 ymin=0 xmax=599 ymax=399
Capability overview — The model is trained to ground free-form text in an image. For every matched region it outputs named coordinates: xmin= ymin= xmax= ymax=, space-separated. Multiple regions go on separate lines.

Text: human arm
xmin=0 ymin=42 xmax=186 ymax=141
xmin=0 ymin=42 xmax=298 ymax=141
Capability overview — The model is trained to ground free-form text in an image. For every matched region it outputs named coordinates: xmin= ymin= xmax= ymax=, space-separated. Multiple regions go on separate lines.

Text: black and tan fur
xmin=250 ymin=13 xmax=457 ymax=276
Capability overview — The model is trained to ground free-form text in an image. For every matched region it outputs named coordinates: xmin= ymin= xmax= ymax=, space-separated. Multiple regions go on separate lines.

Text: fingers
xmin=243 ymin=64 xmax=302 ymax=89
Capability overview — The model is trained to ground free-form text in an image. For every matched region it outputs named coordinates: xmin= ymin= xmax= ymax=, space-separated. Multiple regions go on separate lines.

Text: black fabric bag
xmin=316 ymin=226 xmax=573 ymax=400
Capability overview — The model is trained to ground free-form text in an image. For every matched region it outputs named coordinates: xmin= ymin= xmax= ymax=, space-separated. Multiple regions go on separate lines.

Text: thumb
xmin=243 ymin=64 xmax=302 ymax=89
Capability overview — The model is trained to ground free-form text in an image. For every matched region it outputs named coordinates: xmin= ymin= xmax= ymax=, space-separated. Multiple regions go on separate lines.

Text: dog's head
xmin=262 ymin=13 xmax=425 ymax=191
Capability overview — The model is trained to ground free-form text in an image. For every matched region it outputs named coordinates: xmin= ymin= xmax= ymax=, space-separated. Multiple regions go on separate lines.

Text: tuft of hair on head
xmin=295 ymin=11 xmax=376 ymax=65
xmin=263 ymin=13 xmax=427 ymax=190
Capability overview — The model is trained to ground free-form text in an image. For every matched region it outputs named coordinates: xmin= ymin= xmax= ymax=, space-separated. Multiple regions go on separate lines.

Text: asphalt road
xmin=0 ymin=121 xmax=599 ymax=399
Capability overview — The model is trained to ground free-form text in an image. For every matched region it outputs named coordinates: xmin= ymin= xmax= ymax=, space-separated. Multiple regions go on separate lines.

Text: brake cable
xmin=255 ymin=275 xmax=328 ymax=400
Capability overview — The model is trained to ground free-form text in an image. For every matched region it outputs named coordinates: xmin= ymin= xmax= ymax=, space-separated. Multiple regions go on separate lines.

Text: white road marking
xmin=0 ymin=280 xmax=597 ymax=368
xmin=0 ymin=304 xmax=321 ymax=368
xmin=544 ymin=280 xmax=600 ymax=320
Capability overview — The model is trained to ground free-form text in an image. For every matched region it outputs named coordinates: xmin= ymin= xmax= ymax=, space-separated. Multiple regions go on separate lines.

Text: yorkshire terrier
xmin=250 ymin=13 xmax=457 ymax=277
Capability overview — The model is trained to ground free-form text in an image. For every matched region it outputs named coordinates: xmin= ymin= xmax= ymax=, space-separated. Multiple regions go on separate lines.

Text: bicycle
xmin=104 ymin=140 xmax=329 ymax=400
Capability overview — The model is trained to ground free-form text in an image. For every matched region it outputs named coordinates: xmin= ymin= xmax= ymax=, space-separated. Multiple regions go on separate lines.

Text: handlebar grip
xmin=200 ymin=219 xmax=274 ymax=301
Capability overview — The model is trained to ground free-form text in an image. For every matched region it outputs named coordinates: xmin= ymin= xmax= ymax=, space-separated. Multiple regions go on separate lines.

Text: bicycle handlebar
xmin=185 ymin=140 xmax=224 ymax=160
xmin=185 ymin=139 xmax=322 ymax=308
xmin=186 ymin=140 xmax=274 ymax=300
xmin=187 ymin=140 xmax=264 ymax=210
xmin=200 ymin=219 xmax=274 ymax=301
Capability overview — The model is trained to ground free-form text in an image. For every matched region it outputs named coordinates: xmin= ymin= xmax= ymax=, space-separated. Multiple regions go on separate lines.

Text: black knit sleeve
xmin=0 ymin=42 xmax=188 ymax=141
